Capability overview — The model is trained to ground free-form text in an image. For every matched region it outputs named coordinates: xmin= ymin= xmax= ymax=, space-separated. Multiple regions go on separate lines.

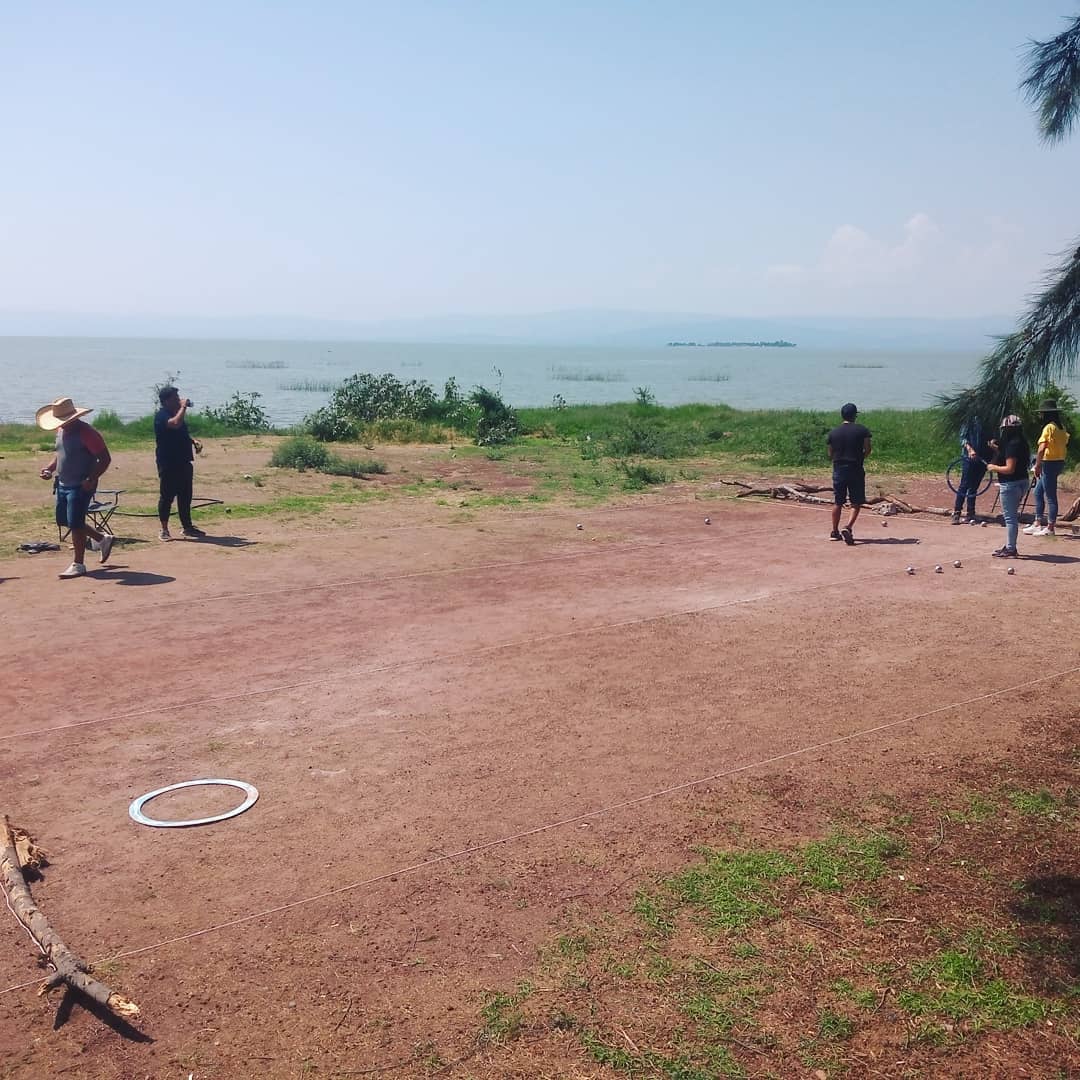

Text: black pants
xmin=158 ymin=463 xmax=194 ymax=529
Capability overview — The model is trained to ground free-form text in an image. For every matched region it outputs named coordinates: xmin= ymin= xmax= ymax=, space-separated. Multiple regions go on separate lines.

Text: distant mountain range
xmin=0 ymin=308 xmax=1013 ymax=350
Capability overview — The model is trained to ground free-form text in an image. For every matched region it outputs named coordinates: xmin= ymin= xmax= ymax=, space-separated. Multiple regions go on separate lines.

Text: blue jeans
xmin=1034 ymin=459 xmax=1065 ymax=524
xmin=55 ymin=483 xmax=93 ymax=530
xmin=998 ymin=479 xmax=1026 ymax=549
xmin=953 ymin=458 xmax=987 ymax=516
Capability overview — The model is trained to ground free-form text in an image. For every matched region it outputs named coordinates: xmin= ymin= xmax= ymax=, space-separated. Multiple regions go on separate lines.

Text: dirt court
xmin=1 ymin=447 xmax=1078 ymax=1079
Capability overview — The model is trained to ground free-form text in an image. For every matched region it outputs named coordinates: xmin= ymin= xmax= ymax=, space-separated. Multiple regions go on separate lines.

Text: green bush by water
xmin=270 ymin=435 xmax=386 ymax=477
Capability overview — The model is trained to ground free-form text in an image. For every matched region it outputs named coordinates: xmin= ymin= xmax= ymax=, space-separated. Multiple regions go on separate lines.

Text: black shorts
xmin=832 ymin=463 xmax=866 ymax=507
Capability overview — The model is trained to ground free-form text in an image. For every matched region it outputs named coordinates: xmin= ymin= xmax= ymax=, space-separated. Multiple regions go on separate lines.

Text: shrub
xmin=472 ymin=385 xmax=519 ymax=446
xmin=606 ymin=422 xmax=685 ymax=459
xmin=330 ymin=373 xmax=438 ymax=422
xmin=202 ymin=391 xmax=272 ymax=432
xmin=323 ymin=456 xmax=388 ymax=477
xmin=306 ymin=405 xmax=360 ymax=442
xmin=620 ymin=461 xmax=668 ymax=489
xmin=271 ymin=435 xmax=386 ymax=477
xmin=305 ymin=372 xmax=476 ymax=441
xmin=270 ymin=435 xmax=332 ymax=471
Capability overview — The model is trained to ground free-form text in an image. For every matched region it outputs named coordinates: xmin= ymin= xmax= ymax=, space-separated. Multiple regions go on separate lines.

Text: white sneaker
xmin=1022 ymin=523 xmax=1040 ymax=535
xmin=159 ymin=529 xmax=172 ymax=542
xmin=1032 ymin=525 xmax=1050 ymax=537
xmin=99 ymin=534 xmax=114 ymax=563
xmin=59 ymin=562 xmax=87 ymax=579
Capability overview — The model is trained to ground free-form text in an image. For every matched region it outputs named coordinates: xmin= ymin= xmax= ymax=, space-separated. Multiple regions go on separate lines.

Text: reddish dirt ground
xmin=1 ymin=484 xmax=1078 ymax=1079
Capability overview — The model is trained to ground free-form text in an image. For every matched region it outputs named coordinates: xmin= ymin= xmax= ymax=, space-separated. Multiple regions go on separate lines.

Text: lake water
xmin=2 ymin=336 xmax=1071 ymax=426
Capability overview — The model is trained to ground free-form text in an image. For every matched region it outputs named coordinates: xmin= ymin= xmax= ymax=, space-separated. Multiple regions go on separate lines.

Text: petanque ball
xmin=704 ymin=517 xmax=711 ymax=525
xmin=576 ymin=523 xmax=583 ymax=530
xmin=953 ymin=560 xmax=962 ymax=568
xmin=934 ymin=565 xmax=944 ymax=573
xmin=906 ymin=566 xmax=915 ymax=575
xmin=1007 ymin=566 xmax=1015 ymax=575
xmin=882 ymin=520 xmax=888 ymax=527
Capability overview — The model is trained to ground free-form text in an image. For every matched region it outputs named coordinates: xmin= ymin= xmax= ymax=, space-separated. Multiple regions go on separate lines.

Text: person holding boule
xmin=984 ymin=414 xmax=1030 ymax=558
xmin=36 ymin=396 xmax=114 ymax=578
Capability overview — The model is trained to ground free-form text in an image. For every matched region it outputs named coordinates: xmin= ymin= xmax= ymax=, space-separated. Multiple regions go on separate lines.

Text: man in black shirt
xmin=826 ymin=402 xmax=872 ymax=545
xmin=154 ymin=386 xmax=205 ymax=540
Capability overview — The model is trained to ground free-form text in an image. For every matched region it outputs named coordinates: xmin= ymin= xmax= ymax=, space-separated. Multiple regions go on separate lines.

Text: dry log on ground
xmin=715 ymin=479 xmax=952 ymax=516
xmin=1 ymin=816 xmax=139 ymax=1017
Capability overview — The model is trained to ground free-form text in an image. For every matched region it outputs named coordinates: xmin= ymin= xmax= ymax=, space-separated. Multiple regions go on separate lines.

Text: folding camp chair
xmin=56 ymin=487 xmax=124 ymax=543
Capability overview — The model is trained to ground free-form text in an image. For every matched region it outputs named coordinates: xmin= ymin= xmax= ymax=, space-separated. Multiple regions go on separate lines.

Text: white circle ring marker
xmin=128 ymin=779 xmax=259 ymax=828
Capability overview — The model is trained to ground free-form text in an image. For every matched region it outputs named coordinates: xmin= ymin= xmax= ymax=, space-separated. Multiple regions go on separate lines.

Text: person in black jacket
xmin=154 ymin=386 xmax=205 ymax=541
xmin=826 ymin=402 xmax=872 ymax=545
xmin=952 ymin=415 xmax=993 ymax=524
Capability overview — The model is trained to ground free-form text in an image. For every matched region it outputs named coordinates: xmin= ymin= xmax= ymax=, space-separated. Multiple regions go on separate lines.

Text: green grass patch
xmin=817 ymin=1009 xmax=856 ymax=1040
xmin=948 ymin=792 xmax=999 ymax=823
xmin=799 ymin=830 xmax=905 ymax=891
xmin=1007 ymin=788 xmax=1067 ymax=820
xmin=517 ymin=402 xmax=957 ymax=472
xmin=662 ymin=850 xmax=798 ymax=931
xmin=580 ymin=1029 xmax=745 ymax=1080
xmin=640 ymin=830 xmax=903 ymax=937
xmin=473 ymin=776 xmax=1079 ymax=1078
xmin=897 ymin=944 xmax=1060 ymax=1030
xmin=479 ymin=981 xmax=533 ymax=1044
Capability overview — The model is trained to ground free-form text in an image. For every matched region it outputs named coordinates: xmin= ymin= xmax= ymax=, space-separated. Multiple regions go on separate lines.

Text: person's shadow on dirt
xmin=94 ymin=566 xmax=176 ymax=586
xmin=184 ymin=535 xmax=256 ymax=548
xmin=1016 ymin=553 xmax=1080 ymax=564
xmin=1009 ymin=873 xmax=1080 ymax=982
xmin=851 ymin=537 xmax=921 ymax=545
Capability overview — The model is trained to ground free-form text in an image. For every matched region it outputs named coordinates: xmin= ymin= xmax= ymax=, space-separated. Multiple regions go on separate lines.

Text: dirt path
xmin=1 ymin=483 xmax=1078 ymax=1078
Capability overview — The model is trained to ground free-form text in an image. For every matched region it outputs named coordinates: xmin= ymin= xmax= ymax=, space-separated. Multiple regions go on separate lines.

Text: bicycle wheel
xmin=946 ymin=457 xmax=994 ymax=496
xmin=945 ymin=457 xmax=964 ymax=494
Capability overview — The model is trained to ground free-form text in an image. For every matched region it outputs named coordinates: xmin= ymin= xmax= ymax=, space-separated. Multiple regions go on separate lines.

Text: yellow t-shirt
xmin=1038 ymin=422 xmax=1070 ymax=461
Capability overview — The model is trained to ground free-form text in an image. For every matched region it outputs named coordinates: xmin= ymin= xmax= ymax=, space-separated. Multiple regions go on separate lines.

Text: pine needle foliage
xmin=942 ymin=14 xmax=1080 ymax=432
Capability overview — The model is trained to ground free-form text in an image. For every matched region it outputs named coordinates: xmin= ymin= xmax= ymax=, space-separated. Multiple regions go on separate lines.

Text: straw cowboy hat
xmin=35 ymin=397 xmax=94 ymax=430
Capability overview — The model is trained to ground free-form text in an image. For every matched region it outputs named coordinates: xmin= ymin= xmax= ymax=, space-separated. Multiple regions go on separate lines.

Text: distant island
xmin=667 ymin=340 xmax=797 ymax=348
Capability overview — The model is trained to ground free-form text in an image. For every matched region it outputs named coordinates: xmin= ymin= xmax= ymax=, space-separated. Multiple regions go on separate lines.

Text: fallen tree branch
xmin=715 ymin=478 xmax=953 ymax=516
xmin=1 ymin=816 xmax=139 ymax=1018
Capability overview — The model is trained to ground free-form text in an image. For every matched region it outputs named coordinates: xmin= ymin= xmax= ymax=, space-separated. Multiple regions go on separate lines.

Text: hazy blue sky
xmin=3 ymin=1 xmax=1079 ymax=324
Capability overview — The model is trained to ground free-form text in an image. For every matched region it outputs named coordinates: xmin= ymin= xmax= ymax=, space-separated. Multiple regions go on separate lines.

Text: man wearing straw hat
xmin=36 ymin=396 xmax=114 ymax=578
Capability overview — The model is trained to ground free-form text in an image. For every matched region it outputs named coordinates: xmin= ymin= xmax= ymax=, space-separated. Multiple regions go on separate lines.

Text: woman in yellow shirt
xmin=1025 ymin=398 xmax=1071 ymax=537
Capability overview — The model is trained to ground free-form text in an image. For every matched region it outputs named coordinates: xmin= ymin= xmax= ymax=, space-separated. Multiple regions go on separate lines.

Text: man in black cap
xmin=826 ymin=402 xmax=872 ymax=545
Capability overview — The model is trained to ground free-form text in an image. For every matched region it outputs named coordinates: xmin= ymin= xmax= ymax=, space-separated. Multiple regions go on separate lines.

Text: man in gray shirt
xmin=37 ymin=396 xmax=114 ymax=578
